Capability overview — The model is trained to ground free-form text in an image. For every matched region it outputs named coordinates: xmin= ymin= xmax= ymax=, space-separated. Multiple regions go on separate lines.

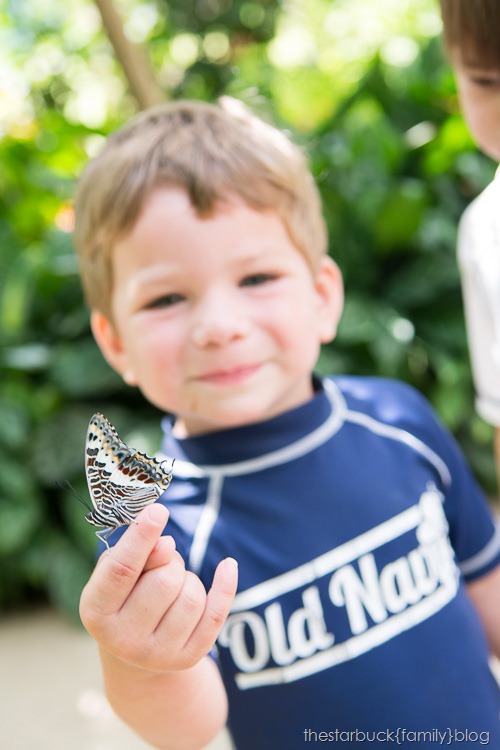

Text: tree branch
xmin=93 ymin=0 xmax=165 ymax=109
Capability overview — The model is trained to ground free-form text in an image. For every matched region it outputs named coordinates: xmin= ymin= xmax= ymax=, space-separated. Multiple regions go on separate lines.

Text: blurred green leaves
xmin=0 ymin=0 xmax=498 ymax=620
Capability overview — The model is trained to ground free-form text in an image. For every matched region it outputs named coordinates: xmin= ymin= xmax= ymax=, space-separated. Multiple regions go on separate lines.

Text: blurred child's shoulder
xmin=458 ymin=170 xmax=500 ymax=267
xmin=460 ymin=167 xmax=500 ymax=229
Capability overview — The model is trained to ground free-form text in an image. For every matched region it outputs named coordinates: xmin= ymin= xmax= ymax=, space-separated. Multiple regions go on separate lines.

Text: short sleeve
xmin=393 ymin=382 xmax=500 ymax=581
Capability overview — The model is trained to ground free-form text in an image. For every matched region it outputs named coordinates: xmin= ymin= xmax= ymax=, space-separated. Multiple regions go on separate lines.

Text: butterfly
xmin=82 ymin=412 xmax=174 ymax=550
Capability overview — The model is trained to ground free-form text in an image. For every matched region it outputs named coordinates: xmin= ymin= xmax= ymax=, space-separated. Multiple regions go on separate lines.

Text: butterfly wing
xmin=85 ymin=413 xmax=173 ymax=529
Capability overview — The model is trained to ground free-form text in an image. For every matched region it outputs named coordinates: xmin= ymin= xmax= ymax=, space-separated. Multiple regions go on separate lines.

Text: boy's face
xmin=452 ymin=51 xmax=500 ymax=161
xmin=92 ymin=187 xmax=343 ymax=436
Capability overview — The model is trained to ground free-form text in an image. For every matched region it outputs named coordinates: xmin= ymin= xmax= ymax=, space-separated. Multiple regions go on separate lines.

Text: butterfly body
xmin=85 ymin=413 xmax=173 ymax=550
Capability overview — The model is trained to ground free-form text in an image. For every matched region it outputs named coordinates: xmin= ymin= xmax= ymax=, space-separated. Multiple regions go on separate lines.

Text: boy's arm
xmin=100 ymin=648 xmax=228 ymax=750
xmin=80 ymin=504 xmax=237 ymax=750
xmin=466 ymin=564 xmax=500 ymax=658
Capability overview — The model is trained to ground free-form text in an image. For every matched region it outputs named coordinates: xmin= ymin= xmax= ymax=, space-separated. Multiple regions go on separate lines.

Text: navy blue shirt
xmin=106 ymin=377 xmax=500 ymax=748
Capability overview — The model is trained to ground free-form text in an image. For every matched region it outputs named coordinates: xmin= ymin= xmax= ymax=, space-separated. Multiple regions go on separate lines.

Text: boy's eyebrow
xmin=138 ymin=240 xmax=289 ymax=277
xmin=456 ymin=44 xmax=500 ymax=71
xmin=461 ymin=59 xmax=500 ymax=71
xmin=124 ymin=264 xmax=181 ymax=298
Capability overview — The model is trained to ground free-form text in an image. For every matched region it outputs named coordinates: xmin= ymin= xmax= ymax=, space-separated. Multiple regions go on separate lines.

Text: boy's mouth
xmin=195 ymin=363 xmax=261 ymax=385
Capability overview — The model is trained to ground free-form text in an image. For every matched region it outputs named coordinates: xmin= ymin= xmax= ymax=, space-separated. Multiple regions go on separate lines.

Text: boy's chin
xmin=175 ymin=411 xmax=264 ymax=438
xmin=176 ymin=393 xmax=314 ymax=437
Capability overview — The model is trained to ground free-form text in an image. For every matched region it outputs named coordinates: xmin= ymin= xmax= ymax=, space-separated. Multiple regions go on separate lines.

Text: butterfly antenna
xmin=55 ymin=480 xmax=93 ymax=512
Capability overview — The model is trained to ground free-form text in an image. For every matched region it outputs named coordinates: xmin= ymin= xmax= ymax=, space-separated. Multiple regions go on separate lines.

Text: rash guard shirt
xmin=105 ymin=376 xmax=500 ymax=748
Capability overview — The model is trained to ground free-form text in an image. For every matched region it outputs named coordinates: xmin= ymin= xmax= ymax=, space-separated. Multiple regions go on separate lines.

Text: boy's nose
xmin=190 ymin=292 xmax=249 ymax=348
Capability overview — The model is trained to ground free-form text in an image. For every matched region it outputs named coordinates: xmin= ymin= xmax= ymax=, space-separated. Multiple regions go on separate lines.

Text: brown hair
xmin=440 ymin=0 xmax=500 ymax=68
xmin=73 ymin=98 xmax=327 ymax=319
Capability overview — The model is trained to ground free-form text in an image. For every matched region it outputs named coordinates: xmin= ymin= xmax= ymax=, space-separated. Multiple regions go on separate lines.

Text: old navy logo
xmin=218 ymin=484 xmax=459 ymax=690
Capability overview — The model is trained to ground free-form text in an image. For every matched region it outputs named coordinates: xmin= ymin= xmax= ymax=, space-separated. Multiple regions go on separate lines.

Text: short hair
xmin=73 ymin=98 xmax=327 ymax=319
xmin=440 ymin=0 xmax=500 ymax=68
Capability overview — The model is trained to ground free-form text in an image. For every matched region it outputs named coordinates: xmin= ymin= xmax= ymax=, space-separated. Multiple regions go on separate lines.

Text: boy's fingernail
xmin=222 ymin=557 xmax=238 ymax=574
xmin=141 ymin=503 xmax=169 ymax=523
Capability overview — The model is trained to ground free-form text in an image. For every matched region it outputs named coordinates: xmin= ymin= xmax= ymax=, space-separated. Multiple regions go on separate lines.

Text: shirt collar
xmin=161 ymin=377 xmax=336 ymax=467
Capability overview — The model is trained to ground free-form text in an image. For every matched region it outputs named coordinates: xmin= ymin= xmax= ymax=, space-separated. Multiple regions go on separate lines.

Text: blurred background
xmin=1 ymin=0 xmax=498 ymax=747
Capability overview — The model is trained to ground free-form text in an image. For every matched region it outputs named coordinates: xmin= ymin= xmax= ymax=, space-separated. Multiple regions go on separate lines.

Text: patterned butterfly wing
xmin=85 ymin=413 xmax=173 ymax=549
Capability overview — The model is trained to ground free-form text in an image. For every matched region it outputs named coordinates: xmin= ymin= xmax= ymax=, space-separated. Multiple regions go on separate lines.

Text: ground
xmin=0 ymin=607 xmax=232 ymax=750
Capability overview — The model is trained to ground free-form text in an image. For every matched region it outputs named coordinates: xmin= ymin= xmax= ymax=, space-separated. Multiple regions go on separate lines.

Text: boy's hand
xmin=80 ymin=504 xmax=238 ymax=673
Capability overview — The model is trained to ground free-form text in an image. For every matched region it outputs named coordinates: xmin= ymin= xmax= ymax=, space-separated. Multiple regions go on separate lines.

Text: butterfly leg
xmin=95 ymin=527 xmax=115 ymax=553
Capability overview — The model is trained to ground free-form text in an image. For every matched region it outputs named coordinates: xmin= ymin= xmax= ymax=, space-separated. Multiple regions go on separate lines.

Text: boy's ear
xmin=90 ymin=311 xmax=137 ymax=386
xmin=314 ymin=256 xmax=344 ymax=344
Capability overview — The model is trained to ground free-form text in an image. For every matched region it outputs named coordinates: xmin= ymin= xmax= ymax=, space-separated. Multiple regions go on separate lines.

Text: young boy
xmin=75 ymin=99 xmax=500 ymax=750
xmin=440 ymin=0 xmax=500 ymax=479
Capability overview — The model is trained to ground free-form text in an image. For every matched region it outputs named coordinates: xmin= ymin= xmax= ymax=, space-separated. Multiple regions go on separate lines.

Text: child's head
xmin=74 ymin=98 xmax=328 ymax=321
xmin=440 ymin=0 xmax=500 ymax=161
xmin=74 ymin=99 xmax=343 ymax=435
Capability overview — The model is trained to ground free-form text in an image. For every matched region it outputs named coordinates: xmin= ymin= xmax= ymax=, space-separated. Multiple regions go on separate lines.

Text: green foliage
xmin=1 ymin=0 xmax=497 ymax=620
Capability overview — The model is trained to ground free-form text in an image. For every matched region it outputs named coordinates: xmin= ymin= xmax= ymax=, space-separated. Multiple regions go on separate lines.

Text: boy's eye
xmin=240 ymin=273 xmax=277 ymax=288
xmin=470 ymin=76 xmax=500 ymax=87
xmin=465 ymin=69 xmax=500 ymax=88
xmin=143 ymin=293 xmax=185 ymax=309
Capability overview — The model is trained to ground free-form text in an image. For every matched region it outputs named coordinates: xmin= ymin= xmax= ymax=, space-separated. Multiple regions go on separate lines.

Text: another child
xmin=74 ymin=99 xmax=500 ymax=750
xmin=440 ymin=0 xmax=500 ymax=479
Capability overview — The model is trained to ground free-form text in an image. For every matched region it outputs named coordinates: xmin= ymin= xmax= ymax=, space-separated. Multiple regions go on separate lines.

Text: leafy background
xmin=1 ymin=0 xmax=497 ymax=621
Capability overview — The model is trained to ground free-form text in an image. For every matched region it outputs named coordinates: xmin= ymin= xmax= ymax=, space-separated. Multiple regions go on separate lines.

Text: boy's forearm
xmin=100 ymin=648 xmax=228 ymax=750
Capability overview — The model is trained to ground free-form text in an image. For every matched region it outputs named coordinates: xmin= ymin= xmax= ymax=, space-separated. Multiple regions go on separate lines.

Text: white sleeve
xmin=458 ymin=177 xmax=500 ymax=426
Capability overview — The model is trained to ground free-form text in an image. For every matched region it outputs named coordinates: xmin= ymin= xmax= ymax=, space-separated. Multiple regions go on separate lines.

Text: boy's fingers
xmin=81 ymin=503 xmax=169 ymax=620
xmin=143 ymin=534 xmax=177 ymax=572
xmin=184 ymin=557 xmax=238 ymax=660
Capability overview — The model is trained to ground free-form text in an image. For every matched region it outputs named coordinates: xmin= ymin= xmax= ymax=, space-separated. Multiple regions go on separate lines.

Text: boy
xmin=440 ymin=0 xmax=500 ymax=478
xmin=75 ymin=99 xmax=500 ymax=750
